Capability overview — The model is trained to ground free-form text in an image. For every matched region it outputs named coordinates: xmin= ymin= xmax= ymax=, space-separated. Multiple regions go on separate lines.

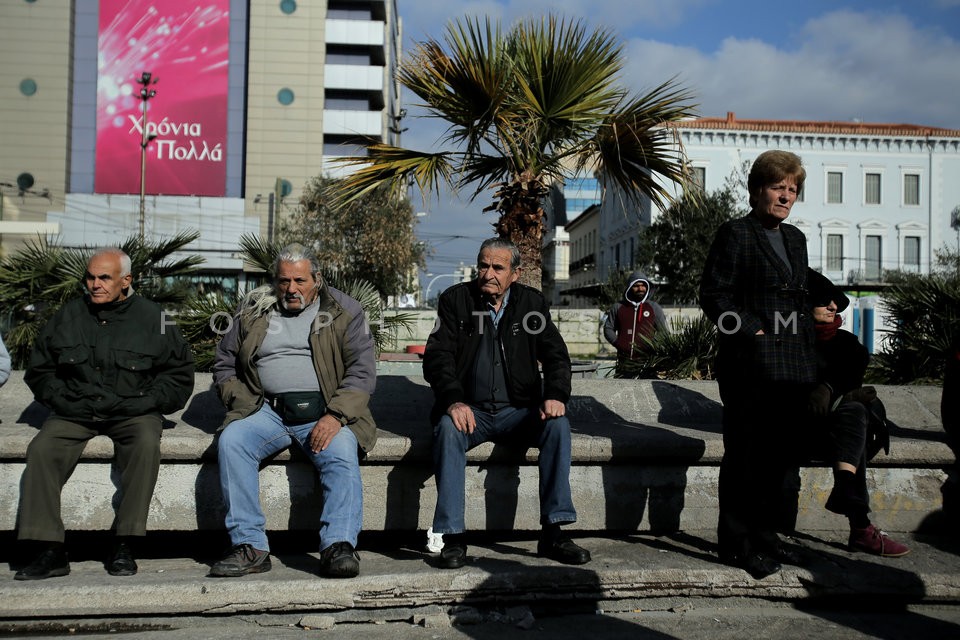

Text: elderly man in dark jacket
xmin=699 ymin=150 xmax=815 ymax=579
xmin=210 ymin=243 xmax=376 ymax=579
xmin=16 ymin=248 xmax=194 ymax=580
xmin=424 ymin=238 xmax=590 ymax=569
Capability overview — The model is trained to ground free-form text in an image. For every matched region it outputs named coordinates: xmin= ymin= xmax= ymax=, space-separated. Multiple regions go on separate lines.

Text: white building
xmin=594 ymin=113 xmax=960 ymax=285
xmin=663 ymin=112 xmax=960 ymax=284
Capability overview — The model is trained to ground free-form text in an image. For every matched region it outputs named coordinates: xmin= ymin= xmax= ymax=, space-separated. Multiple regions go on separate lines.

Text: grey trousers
xmin=17 ymin=414 xmax=163 ymax=542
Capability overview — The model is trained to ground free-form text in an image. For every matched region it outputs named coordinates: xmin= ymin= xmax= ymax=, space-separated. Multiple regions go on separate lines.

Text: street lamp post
xmin=136 ymin=72 xmax=158 ymax=241
xmin=424 ymin=273 xmax=460 ymax=307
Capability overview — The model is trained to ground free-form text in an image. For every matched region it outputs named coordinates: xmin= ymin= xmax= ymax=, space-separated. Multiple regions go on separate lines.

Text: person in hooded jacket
xmin=603 ymin=272 xmax=667 ymax=376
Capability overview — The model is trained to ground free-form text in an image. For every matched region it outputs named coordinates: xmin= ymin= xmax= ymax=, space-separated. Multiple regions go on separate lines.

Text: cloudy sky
xmin=395 ymin=0 xmax=960 ymax=285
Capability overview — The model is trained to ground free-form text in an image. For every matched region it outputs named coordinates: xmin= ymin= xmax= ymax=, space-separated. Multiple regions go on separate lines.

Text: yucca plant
xmin=613 ymin=314 xmax=718 ymax=380
xmin=178 ymin=235 xmax=416 ymax=371
xmin=867 ymin=265 xmax=960 ymax=384
xmin=0 ymin=231 xmax=203 ymax=367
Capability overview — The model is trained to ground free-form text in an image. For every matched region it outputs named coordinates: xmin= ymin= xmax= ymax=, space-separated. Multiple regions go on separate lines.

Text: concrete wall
xmin=0 ymin=373 xmax=949 ymax=535
xmin=383 ymin=307 xmax=704 ymax=356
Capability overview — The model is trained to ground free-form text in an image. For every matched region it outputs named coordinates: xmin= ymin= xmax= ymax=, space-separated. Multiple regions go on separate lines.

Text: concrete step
xmin=0 ymin=373 xmax=950 ymax=534
xmin=3 ymin=529 xmax=960 ymax=622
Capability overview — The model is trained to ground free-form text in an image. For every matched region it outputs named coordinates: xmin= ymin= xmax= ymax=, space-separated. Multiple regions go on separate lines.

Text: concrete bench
xmin=0 ymin=371 xmax=950 ymax=535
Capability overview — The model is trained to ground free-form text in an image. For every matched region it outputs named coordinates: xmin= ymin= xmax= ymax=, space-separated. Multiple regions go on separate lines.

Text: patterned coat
xmin=699 ymin=213 xmax=816 ymax=385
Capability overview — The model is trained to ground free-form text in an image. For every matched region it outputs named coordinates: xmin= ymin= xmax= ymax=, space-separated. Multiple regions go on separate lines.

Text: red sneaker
xmin=848 ymin=524 xmax=911 ymax=557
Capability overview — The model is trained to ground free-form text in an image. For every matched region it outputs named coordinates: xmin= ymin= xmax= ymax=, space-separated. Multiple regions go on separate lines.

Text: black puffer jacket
xmin=423 ymin=281 xmax=571 ymax=424
xmin=25 ymin=294 xmax=194 ymax=421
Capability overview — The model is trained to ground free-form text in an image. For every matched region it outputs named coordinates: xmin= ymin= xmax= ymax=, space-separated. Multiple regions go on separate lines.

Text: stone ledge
xmin=0 ymin=373 xmax=950 ymax=534
xmin=0 ymin=373 xmax=950 ymax=466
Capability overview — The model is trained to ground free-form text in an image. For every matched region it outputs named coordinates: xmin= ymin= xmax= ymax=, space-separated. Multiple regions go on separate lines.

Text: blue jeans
xmin=217 ymin=403 xmax=362 ymax=552
xmin=432 ymin=405 xmax=577 ymax=534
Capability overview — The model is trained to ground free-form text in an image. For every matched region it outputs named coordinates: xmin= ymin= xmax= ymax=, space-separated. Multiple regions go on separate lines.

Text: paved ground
xmin=4 ymin=526 xmax=960 ymax=638
xmin=5 ymin=603 xmax=960 ymax=639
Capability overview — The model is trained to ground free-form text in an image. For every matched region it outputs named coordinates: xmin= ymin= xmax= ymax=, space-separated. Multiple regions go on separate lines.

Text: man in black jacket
xmin=15 ymin=248 xmax=194 ymax=581
xmin=423 ymin=238 xmax=590 ymax=569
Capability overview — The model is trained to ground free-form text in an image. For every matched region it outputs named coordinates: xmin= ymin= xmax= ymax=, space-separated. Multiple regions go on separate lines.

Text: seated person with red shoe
xmin=806 ymin=270 xmax=909 ymax=557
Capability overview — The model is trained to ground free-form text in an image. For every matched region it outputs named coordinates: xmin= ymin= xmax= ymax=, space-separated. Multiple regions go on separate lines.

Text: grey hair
xmin=478 ymin=237 xmax=521 ymax=270
xmin=272 ymin=242 xmax=323 ymax=279
xmin=92 ymin=248 xmax=132 ymax=277
xmin=240 ymin=243 xmax=324 ymax=318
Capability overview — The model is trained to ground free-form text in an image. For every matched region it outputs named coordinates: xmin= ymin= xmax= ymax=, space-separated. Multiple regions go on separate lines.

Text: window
xmin=903 ymin=173 xmax=920 ymax=206
xmin=827 ymin=172 xmax=843 ymax=204
xmin=827 ymin=234 xmax=843 ymax=271
xmin=325 ymin=91 xmax=370 ymax=110
xmin=865 ymin=172 xmax=881 ymax=205
xmin=904 ymin=236 xmax=921 ymax=269
xmin=865 ymin=235 xmax=882 ymax=281
xmin=277 ymin=88 xmax=295 ymax=105
xmin=691 ymin=166 xmax=706 ymax=190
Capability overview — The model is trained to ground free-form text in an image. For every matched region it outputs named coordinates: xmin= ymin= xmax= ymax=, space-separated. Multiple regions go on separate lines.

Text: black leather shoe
xmin=739 ymin=552 xmax=782 ymax=579
xmin=771 ymin=544 xmax=804 ymax=567
xmin=14 ymin=546 xmax=70 ymax=581
xmin=107 ymin=541 xmax=138 ymax=576
xmin=438 ymin=542 xmax=467 ymax=569
xmin=537 ymin=536 xmax=591 ymax=565
xmin=319 ymin=542 xmax=360 ymax=578
xmin=209 ymin=544 xmax=271 ymax=577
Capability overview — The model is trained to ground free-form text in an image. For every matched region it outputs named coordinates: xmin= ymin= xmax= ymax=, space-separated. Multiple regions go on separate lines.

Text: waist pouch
xmin=268 ymin=391 xmax=326 ymax=423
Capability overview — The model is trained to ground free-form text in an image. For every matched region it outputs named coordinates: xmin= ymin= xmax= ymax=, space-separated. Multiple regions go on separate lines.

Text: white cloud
xmin=622 ymin=10 xmax=960 ymax=128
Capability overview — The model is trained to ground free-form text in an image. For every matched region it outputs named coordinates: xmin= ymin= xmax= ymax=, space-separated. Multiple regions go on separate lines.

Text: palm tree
xmin=331 ymin=14 xmax=698 ymax=288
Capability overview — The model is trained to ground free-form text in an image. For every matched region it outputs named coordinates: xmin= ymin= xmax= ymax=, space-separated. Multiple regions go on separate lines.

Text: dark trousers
xmin=17 ymin=414 xmax=163 ymax=542
xmin=780 ymin=400 xmax=871 ymax=531
xmin=717 ymin=379 xmax=812 ymax=559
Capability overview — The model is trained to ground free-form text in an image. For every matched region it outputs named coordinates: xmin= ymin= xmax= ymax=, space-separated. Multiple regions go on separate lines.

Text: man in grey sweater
xmin=210 ymin=243 xmax=376 ymax=579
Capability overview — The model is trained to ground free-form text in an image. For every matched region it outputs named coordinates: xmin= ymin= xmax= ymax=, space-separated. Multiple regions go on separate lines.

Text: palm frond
xmin=238 ymin=234 xmax=278 ymax=273
xmin=591 ymin=78 xmax=698 ymax=208
xmin=331 ymin=278 xmax=417 ymax=353
xmin=330 ymin=145 xmax=457 ymax=206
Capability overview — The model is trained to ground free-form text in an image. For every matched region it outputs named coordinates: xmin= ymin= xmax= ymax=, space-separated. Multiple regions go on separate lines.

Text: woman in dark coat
xmin=700 ymin=150 xmax=815 ymax=578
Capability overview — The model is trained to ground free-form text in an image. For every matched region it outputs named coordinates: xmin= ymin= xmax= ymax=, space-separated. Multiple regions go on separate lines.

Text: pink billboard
xmin=95 ymin=0 xmax=230 ymax=197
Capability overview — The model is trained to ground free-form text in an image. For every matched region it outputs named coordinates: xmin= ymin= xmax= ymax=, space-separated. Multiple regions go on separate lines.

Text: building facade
xmin=541 ymin=170 xmax=602 ymax=305
xmin=592 ymin=113 xmax=960 ymax=286
xmin=562 ymin=203 xmax=600 ymax=308
xmin=669 ymin=113 xmax=960 ymax=284
xmin=1 ymin=0 xmax=402 ymax=288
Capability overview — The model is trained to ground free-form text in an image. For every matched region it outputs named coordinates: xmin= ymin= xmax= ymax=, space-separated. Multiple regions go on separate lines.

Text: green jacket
xmin=212 ymin=284 xmax=377 ymax=453
xmin=25 ymin=294 xmax=195 ymax=421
